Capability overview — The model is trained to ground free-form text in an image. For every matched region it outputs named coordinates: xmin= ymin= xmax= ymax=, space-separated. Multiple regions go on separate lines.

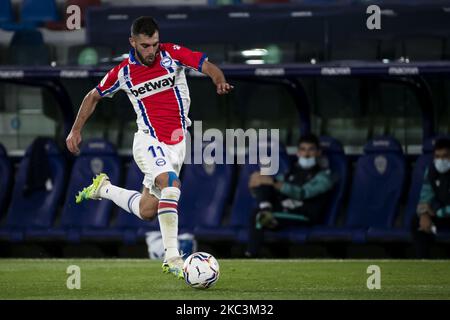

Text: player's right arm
xmin=66 ymin=63 xmax=123 ymax=155
xmin=66 ymin=88 xmax=102 ymax=155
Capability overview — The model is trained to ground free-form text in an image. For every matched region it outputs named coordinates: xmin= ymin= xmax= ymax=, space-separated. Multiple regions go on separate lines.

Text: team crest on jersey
xmin=161 ymin=56 xmax=174 ymax=69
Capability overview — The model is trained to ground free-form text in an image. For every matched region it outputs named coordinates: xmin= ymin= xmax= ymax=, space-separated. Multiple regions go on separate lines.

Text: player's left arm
xmin=201 ymin=60 xmax=234 ymax=95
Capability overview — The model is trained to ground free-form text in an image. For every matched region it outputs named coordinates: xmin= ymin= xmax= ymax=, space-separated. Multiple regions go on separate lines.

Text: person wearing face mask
xmin=413 ymin=138 xmax=450 ymax=258
xmin=245 ymin=134 xmax=337 ymax=258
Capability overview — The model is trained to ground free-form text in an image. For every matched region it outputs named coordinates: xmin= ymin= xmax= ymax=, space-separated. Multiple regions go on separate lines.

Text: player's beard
xmin=136 ymin=49 xmax=155 ymax=66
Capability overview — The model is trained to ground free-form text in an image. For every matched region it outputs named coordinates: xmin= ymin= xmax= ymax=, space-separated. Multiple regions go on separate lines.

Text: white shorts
xmin=132 ymin=130 xmax=186 ymax=199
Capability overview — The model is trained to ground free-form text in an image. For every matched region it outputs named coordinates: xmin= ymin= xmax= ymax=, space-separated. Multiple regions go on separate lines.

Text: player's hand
xmin=216 ymin=82 xmax=234 ymax=95
xmin=66 ymin=130 xmax=82 ymax=155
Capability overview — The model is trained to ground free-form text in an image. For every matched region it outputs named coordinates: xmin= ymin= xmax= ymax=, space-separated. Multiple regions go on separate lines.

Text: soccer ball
xmin=183 ymin=252 xmax=220 ymax=289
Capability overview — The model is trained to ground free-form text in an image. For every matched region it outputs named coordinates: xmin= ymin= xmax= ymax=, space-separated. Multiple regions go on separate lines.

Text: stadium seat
xmin=21 ymin=0 xmax=59 ymax=25
xmin=27 ymin=139 xmax=120 ymax=243
xmin=366 ymin=137 xmax=433 ymax=242
xmin=7 ymin=29 xmax=51 ymax=65
xmin=0 ymin=139 xmax=66 ymax=242
xmin=0 ymin=0 xmax=14 ymax=27
xmin=182 ymin=155 xmax=234 ymax=238
xmin=0 ymin=143 xmax=12 ymax=218
xmin=226 ymin=142 xmax=291 ymax=243
xmin=309 ymin=136 xmax=406 ymax=243
xmin=289 ymin=136 xmax=348 ymax=243
xmin=161 ymin=140 xmax=234 ymax=239
xmin=319 ymin=136 xmax=349 ymax=226
xmin=1 ymin=0 xmax=58 ymax=30
xmin=10 ymin=28 xmax=45 ymax=47
xmin=85 ymin=160 xmax=159 ymax=244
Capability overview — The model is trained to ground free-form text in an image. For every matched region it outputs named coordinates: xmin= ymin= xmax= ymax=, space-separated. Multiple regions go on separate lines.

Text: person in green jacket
xmin=245 ymin=134 xmax=337 ymax=257
xmin=413 ymin=138 xmax=450 ymax=258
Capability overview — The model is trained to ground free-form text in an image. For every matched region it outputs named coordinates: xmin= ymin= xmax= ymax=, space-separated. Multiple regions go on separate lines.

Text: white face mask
xmin=298 ymin=157 xmax=316 ymax=169
xmin=434 ymin=159 xmax=450 ymax=174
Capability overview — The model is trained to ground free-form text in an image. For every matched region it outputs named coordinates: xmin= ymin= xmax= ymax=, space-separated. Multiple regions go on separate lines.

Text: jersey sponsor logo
xmin=130 ymin=74 xmax=176 ymax=98
xmin=156 ymin=158 xmax=167 ymax=166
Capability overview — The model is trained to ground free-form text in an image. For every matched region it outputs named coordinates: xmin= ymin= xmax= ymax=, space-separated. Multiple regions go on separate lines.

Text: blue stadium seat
xmin=0 ymin=139 xmax=66 ymax=242
xmin=84 ymin=160 xmax=159 ymax=244
xmin=21 ymin=0 xmax=59 ymax=25
xmin=366 ymin=138 xmax=432 ymax=242
xmin=309 ymin=136 xmax=406 ymax=243
xmin=27 ymin=139 xmax=120 ymax=243
xmin=9 ymin=28 xmax=45 ymax=47
xmin=167 ymin=141 xmax=234 ymax=240
xmin=226 ymin=143 xmax=291 ymax=243
xmin=182 ymin=158 xmax=234 ymax=238
xmin=290 ymin=136 xmax=348 ymax=243
xmin=7 ymin=29 xmax=50 ymax=65
xmin=319 ymin=136 xmax=349 ymax=226
xmin=0 ymin=143 xmax=12 ymax=218
xmin=0 ymin=0 xmax=14 ymax=27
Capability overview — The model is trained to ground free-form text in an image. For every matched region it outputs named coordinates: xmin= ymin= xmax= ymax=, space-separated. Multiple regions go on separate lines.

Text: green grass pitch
xmin=0 ymin=259 xmax=449 ymax=299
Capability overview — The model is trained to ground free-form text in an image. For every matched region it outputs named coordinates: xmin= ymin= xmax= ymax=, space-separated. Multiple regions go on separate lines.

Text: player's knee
xmin=139 ymin=201 xmax=158 ymax=221
xmin=140 ymin=207 xmax=157 ymax=221
xmin=155 ymin=171 xmax=180 ymax=189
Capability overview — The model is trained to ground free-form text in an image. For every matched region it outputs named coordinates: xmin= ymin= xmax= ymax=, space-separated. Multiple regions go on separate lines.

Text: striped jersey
xmin=96 ymin=43 xmax=207 ymax=144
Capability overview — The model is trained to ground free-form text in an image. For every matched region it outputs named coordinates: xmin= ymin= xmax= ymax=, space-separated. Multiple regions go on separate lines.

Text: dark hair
xmin=131 ymin=16 xmax=159 ymax=37
xmin=434 ymin=138 xmax=450 ymax=152
xmin=298 ymin=134 xmax=320 ymax=149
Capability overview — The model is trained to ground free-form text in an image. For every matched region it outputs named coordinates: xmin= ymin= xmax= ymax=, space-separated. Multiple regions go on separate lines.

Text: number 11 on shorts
xmin=148 ymin=146 xmax=166 ymax=158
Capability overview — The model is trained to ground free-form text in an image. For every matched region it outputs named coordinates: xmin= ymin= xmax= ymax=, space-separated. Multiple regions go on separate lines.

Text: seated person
xmin=245 ymin=134 xmax=337 ymax=257
xmin=413 ymin=137 xmax=450 ymax=258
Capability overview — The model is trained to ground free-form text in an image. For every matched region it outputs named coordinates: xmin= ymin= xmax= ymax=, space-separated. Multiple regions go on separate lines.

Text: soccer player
xmin=65 ymin=16 xmax=233 ymax=278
